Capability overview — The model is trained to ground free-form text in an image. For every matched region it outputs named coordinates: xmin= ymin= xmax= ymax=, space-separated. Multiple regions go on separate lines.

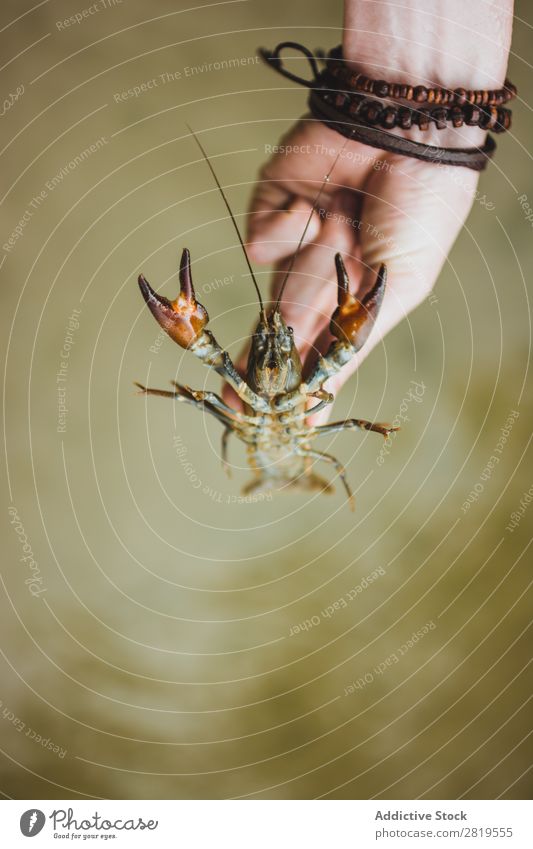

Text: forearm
xmin=343 ymin=0 xmax=513 ymax=146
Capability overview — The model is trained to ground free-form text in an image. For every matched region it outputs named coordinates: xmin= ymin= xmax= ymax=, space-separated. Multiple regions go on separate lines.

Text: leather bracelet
xmin=309 ymin=89 xmax=496 ymax=171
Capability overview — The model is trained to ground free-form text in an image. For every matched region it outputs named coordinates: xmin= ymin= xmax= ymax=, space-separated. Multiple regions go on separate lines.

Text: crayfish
xmin=136 ymin=130 xmax=398 ymax=509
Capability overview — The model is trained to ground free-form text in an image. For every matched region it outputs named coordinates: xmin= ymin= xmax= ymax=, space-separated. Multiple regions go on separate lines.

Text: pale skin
xmin=223 ymin=0 xmax=513 ymax=424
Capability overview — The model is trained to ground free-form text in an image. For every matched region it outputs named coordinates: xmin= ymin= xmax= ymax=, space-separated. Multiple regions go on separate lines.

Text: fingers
xmin=246 ymin=120 xmax=375 ymax=264
xmin=247 ymin=197 xmax=321 ymax=264
xmin=275 ymin=186 xmax=366 ymax=350
xmin=306 ymin=156 xmax=482 ymax=425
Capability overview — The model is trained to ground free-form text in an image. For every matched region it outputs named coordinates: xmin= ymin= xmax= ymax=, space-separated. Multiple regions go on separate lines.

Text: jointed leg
xmin=297 ymin=447 xmax=354 ymax=510
xmin=135 ymin=381 xmax=239 ymax=429
xmin=305 ymin=390 xmax=334 ymax=417
xmin=309 ymin=418 xmax=400 ymax=439
xmin=221 ymin=427 xmax=233 ymax=477
xmin=171 ymin=382 xmax=263 ymax=424
xmin=135 ymin=382 xmax=192 ymax=402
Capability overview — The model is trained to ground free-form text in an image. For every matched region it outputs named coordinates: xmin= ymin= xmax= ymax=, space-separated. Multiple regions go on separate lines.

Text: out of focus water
xmin=1 ymin=0 xmax=531 ymax=799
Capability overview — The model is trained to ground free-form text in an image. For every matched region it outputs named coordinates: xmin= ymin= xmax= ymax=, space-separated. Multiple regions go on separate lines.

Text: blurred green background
xmin=1 ymin=0 xmax=531 ymax=800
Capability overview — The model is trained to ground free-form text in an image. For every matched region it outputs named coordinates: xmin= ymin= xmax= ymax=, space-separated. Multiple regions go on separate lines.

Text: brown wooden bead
xmin=497 ymin=109 xmax=511 ymax=131
xmin=431 ymin=107 xmax=448 ymax=129
xmin=398 ymin=107 xmax=412 ymax=129
xmin=413 ymin=85 xmax=428 ymax=103
xmin=454 ymin=88 xmax=467 ymax=106
xmin=450 ymin=106 xmax=464 ymax=128
xmin=381 ymin=106 xmax=397 ymax=128
xmin=464 ymin=104 xmax=481 ymax=126
xmin=478 ymin=108 xmax=490 ymax=129
xmin=427 ymin=89 xmax=436 ymax=103
xmin=398 ymin=85 xmax=408 ymax=99
xmin=417 ymin=111 xmax=430 ymax=130
xmin=434 ymin=89 xmax=443 ymax=104
xmin=406 ymin=86 xmax=414 ymax=100
xmin=485 ymin=106 xmax=498 ymax=129
xmin=374 ymin=80 xmax=389 ymax=97
xmin=366 ymin=104 xmax=383 ymax=124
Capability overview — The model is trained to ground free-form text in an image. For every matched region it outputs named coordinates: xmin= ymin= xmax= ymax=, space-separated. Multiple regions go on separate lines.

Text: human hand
xmin=223 ymin=0 xmax=512 ymax=424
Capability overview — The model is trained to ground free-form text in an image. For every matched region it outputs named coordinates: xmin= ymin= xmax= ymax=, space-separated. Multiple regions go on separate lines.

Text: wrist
xmin=342 ymin=0 xmax=513 ymax=148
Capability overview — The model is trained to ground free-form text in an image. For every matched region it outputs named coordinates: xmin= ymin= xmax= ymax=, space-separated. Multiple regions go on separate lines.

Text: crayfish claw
xmin=330 ymin=256 xmax=387 ymax=351
xmin=138 ymin=248 xmax=209 ymax=349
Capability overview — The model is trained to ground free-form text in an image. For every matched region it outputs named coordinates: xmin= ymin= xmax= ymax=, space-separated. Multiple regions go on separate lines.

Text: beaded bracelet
xmin=324 ymin=45 xmax=517 ymax=108
xmin=329 ymin=90 xmax=512 ymax=133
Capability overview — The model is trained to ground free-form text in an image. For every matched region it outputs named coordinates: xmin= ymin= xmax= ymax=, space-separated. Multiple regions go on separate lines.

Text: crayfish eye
xmin=254 ymin=333 xmax=267 ymax=352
